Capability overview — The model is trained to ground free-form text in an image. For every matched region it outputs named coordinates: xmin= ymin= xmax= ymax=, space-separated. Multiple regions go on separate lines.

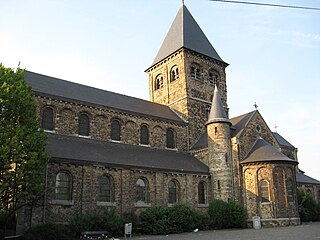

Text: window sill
xmin=261 ymin=201 xmax=272 ymax=205
xmin=76 ymin=134 xmax=91 ymax=139
xmin=44 ymin=129 xmax=55 ymax=133
xmin=167 ymin=203 xmax=178 ymax=207
xmin=50 ymin=200 xmax=74 ymax=206
xmin=97 ymin=201 xmax=116 ymax=207
xmin=110 ymin=140 xmax=121 ymax=143
xmin=134 ymin=202 xmax=151 ymax=208
xmin=139 ymin=144 xmax=151 ymax=147
xmin=197 ymin=204 xmax=209 ymax=208
xmin=165 ymin=147 xmax=178 ymax=151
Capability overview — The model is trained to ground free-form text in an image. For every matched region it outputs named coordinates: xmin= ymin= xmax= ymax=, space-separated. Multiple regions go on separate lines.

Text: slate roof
xmin=150 ymin=4 xmax=226 ymax=67
xmin=24 ymin=71 xmax=186 ymax=125
xmin=229 ymin=111 xmax=256 ymax=138
xmin=46 ymin=133 xmax=210 ymax=174
xmin=206 ymin=86 xmax=230 ymax=125
xmin=273 ymin=132 xmax=295 ymax=148
xmin=296 ymin=171 xmax=320 ymax=185
xmin=242 ymin=137 xmax=297 ymax=164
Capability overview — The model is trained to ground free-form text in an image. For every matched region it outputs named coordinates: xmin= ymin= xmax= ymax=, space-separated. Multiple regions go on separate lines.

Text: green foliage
xmin=70 ymin=209 xmax=124 ymax=237
xmin=228 ymin=200 xmax=247 ymax=228
xmin=167 ymin=204 xmax=195 ymax=233
xmin=0 ymin=64 xmax=48 ymax=231
xmin=24 ymin=223 xmax=73 ymax=240
xmin=208 ymin=200 xmax=247 ymax=229
xmin=297 ymin=189 xmax=320 ymax=222
xmin=208 ymin=199 xmax=232 ymax=229
xmin=140 ymin=204 xmax=211 ymax=235
xmin=140 ymin=205 xmax=171 ymax=235
xmin=193 ymin=210 xmax=210 ymax=230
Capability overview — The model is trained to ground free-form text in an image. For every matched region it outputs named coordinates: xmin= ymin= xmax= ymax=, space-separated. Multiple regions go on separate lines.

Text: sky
xmin=1 ymin=0 xmax=319 ymax=179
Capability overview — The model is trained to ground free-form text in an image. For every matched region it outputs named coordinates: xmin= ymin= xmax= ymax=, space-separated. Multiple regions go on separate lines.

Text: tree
xmin=0 ymin=64 xmax=48 ymax=237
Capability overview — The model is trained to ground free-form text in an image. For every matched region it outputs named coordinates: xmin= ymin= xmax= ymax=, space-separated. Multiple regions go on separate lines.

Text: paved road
xmin=126 ymin=222 xmax=320 ymax=240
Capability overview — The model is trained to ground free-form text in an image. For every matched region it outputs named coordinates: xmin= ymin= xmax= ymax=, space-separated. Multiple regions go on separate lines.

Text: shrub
xmin=228 ymin=200 xmax=247 ymax=228
xmin=140 ymin=205 xmax=171 ymax=235
xmin=24 ymin=223 xmax=73 ymax=240
xmin=193 ymin=210 xmax=210 ymax=230
xmin=167 ymin=204 xmax=195 ymax=233
xmin=70 ymin=209 xmax=124 ymax=237
xmin=208 ymin=200 xmax=232 ymax=229
xmin=297 ymin=189 xmax=320 ymax=222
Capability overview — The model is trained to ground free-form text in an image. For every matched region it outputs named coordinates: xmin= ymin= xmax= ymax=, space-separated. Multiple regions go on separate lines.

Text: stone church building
xmin=20 ymin=4 xmax=320 ymax=230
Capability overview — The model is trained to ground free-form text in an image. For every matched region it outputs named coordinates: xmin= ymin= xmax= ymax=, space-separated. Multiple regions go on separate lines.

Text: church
xmin=19 ymin=3 xmax=320 ymax=231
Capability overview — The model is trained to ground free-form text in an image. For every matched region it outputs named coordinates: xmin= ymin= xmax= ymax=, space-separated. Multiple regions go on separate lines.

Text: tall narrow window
xmin=166 ymin=128 xmax=175 ymax=149
xmin=198 ymin=181 xmax=206 ymax=204
xmin=55 ymin=172 xmax=72 ymax=201
xmin=78 ymin=113 xmax=90 ymax=136
xmin=170 ymin=66 xmax=179 ymax=82
xmin=286 ymin=178 xmax=294 ymax=203
xmin=42 ymin=107 xmax=54 ymax=131
xmin=155 ymin=75 xmax=164 ymax=90
xmin=168 ymin=180 xmax=178 ymax=204
xmin=136 ymin=178 xmax=148 ymax=202
xmin=260 ymin=180 xmax=270 ymax=202
xmin=98 ymin=175 xmax=113 ymax=202
xmin=111 ymin=120 xmax=121 ymax=141
xmin=208 ymin=70 xmax=219 ymax=85
xmin=217 ymin=180 xmax=221 ymax=190
xmin=140 ymin=125 xmax=149 ymax=145
xmin=191 ymin=66 xmax=200 ymax=80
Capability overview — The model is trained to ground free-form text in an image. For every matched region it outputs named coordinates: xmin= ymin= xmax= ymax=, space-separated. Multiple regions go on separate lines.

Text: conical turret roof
xmin=151 ymin=4 xmax=225 ymax=66
xmin=242 ymin=137 xmax=297 ymax=164
xmin=206 ymin=86 xmax=230 ymax=125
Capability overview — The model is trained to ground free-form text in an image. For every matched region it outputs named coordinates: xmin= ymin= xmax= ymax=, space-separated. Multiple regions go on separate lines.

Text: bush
xmin=140 ymin=205 xmax=171 ymax=235
xmin=24 ymin=223 xmax=73 ymax=240
xmin=193 ymin=210 xmax=210 ymax=230
xmin=208 ymin=199 xmax=232 ymax=229
xmin=297 ymin=190 xmax=320 ymax=222
xmin=70 ymin=209 xmax=124 ymax=237
xmin=228 ymin=201 xmax=247 ymax=228
xmin=167 ymin=204 xmax=195 ymax=233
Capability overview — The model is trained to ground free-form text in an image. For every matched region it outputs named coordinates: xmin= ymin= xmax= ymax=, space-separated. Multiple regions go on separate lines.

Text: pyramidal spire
xmin=206 ymin=86 xmax=230 ymax=125
xmin=151 ymin=4 xmax=225 ymax=66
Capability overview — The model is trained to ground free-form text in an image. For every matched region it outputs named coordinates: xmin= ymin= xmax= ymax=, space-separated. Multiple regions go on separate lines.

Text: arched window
xmin=259 ymin=180 xmax=270 ymax=203
xmin=140 ymin=125 xmax=149 ymax=145
xmin=286 ymin=178 xmax=294 ymax=203
xmin=168 ymin=180 xmax=178 ymax=204
xmin=42 ymin=107 xmax=54 ymax=131
xmin=166 ymin=128 xmax=175 ymax=149
xmin=111 ymin=119 xmax=121 ymax=141
xmin=170 ymin=66 xmax=179 ymax=82
xmin=136 ymin=178 xmax=148 ymax=202
xmin=190 ymin=65 xmax=201 ymax=80
xmin=198 ymin=181 xmax=206 ymax=204
xmin=55 ymin=172 xmax=72 ymax=201
xmin=208 ymin=70 xmax=219 ymax=85
xmin=154 ymin=74 xmax=164 ymax=90
xmin=78 ymin=113 xmax=90 ymax=136
xmin=98 ymin=175 xmax=114 ymax=202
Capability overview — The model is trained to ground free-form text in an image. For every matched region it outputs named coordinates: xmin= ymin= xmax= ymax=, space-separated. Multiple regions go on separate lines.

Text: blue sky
xmin=1 ymin=0 xmax=319 ymax=179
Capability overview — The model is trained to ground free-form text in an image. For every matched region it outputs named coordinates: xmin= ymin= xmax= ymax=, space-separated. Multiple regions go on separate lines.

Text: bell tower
xmin=145 ymin=3 xmax=229 ymax=147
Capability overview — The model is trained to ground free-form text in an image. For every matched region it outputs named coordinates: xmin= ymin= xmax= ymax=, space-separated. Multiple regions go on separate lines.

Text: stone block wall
xmin=35 ymin=95 xmax=188 ymax=151
xmin=32 ymin=161 xmax=211 ymax=225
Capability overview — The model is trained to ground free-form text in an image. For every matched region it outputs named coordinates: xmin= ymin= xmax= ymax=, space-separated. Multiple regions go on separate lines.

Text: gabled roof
xmin=206 ymin=86 xmax=230 ymax=125
xmin=229 ymin=111 xmax=255 ymax=138
xmin=296 ymin=171 xmax=320 ymax=185
xmin=242 ymin=137 xmax=297 ymax=164
xmin=273 ymin=132 xmax=295 ymax=148
xmin=190 ymin=132 xmax=208 ymax=151
xmin=24 ymin=71 xmax=186 ymax=125
xmin=150 ymin=4 xmax=225 ymax=67
xmin=46 ymin=133 xmax=209 ymax=174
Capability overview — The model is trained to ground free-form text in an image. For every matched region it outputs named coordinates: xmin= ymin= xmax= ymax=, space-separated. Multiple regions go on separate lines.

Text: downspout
xmin=230 ymin=138 xmax=235 ymax=200
xmin=42 ymin=164 xmax=48 ymax=224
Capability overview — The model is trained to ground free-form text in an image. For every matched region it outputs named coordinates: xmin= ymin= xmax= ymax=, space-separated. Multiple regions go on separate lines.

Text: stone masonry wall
xmin=242 ymin=162 xmax=299 ymax=221
xmin=35 ymin=95 xmax=188 ymax=151
xmin=147 ymin=49 xmax=228 ymax=147
xmin=32 ymin=161 xmax=211 ymax=225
